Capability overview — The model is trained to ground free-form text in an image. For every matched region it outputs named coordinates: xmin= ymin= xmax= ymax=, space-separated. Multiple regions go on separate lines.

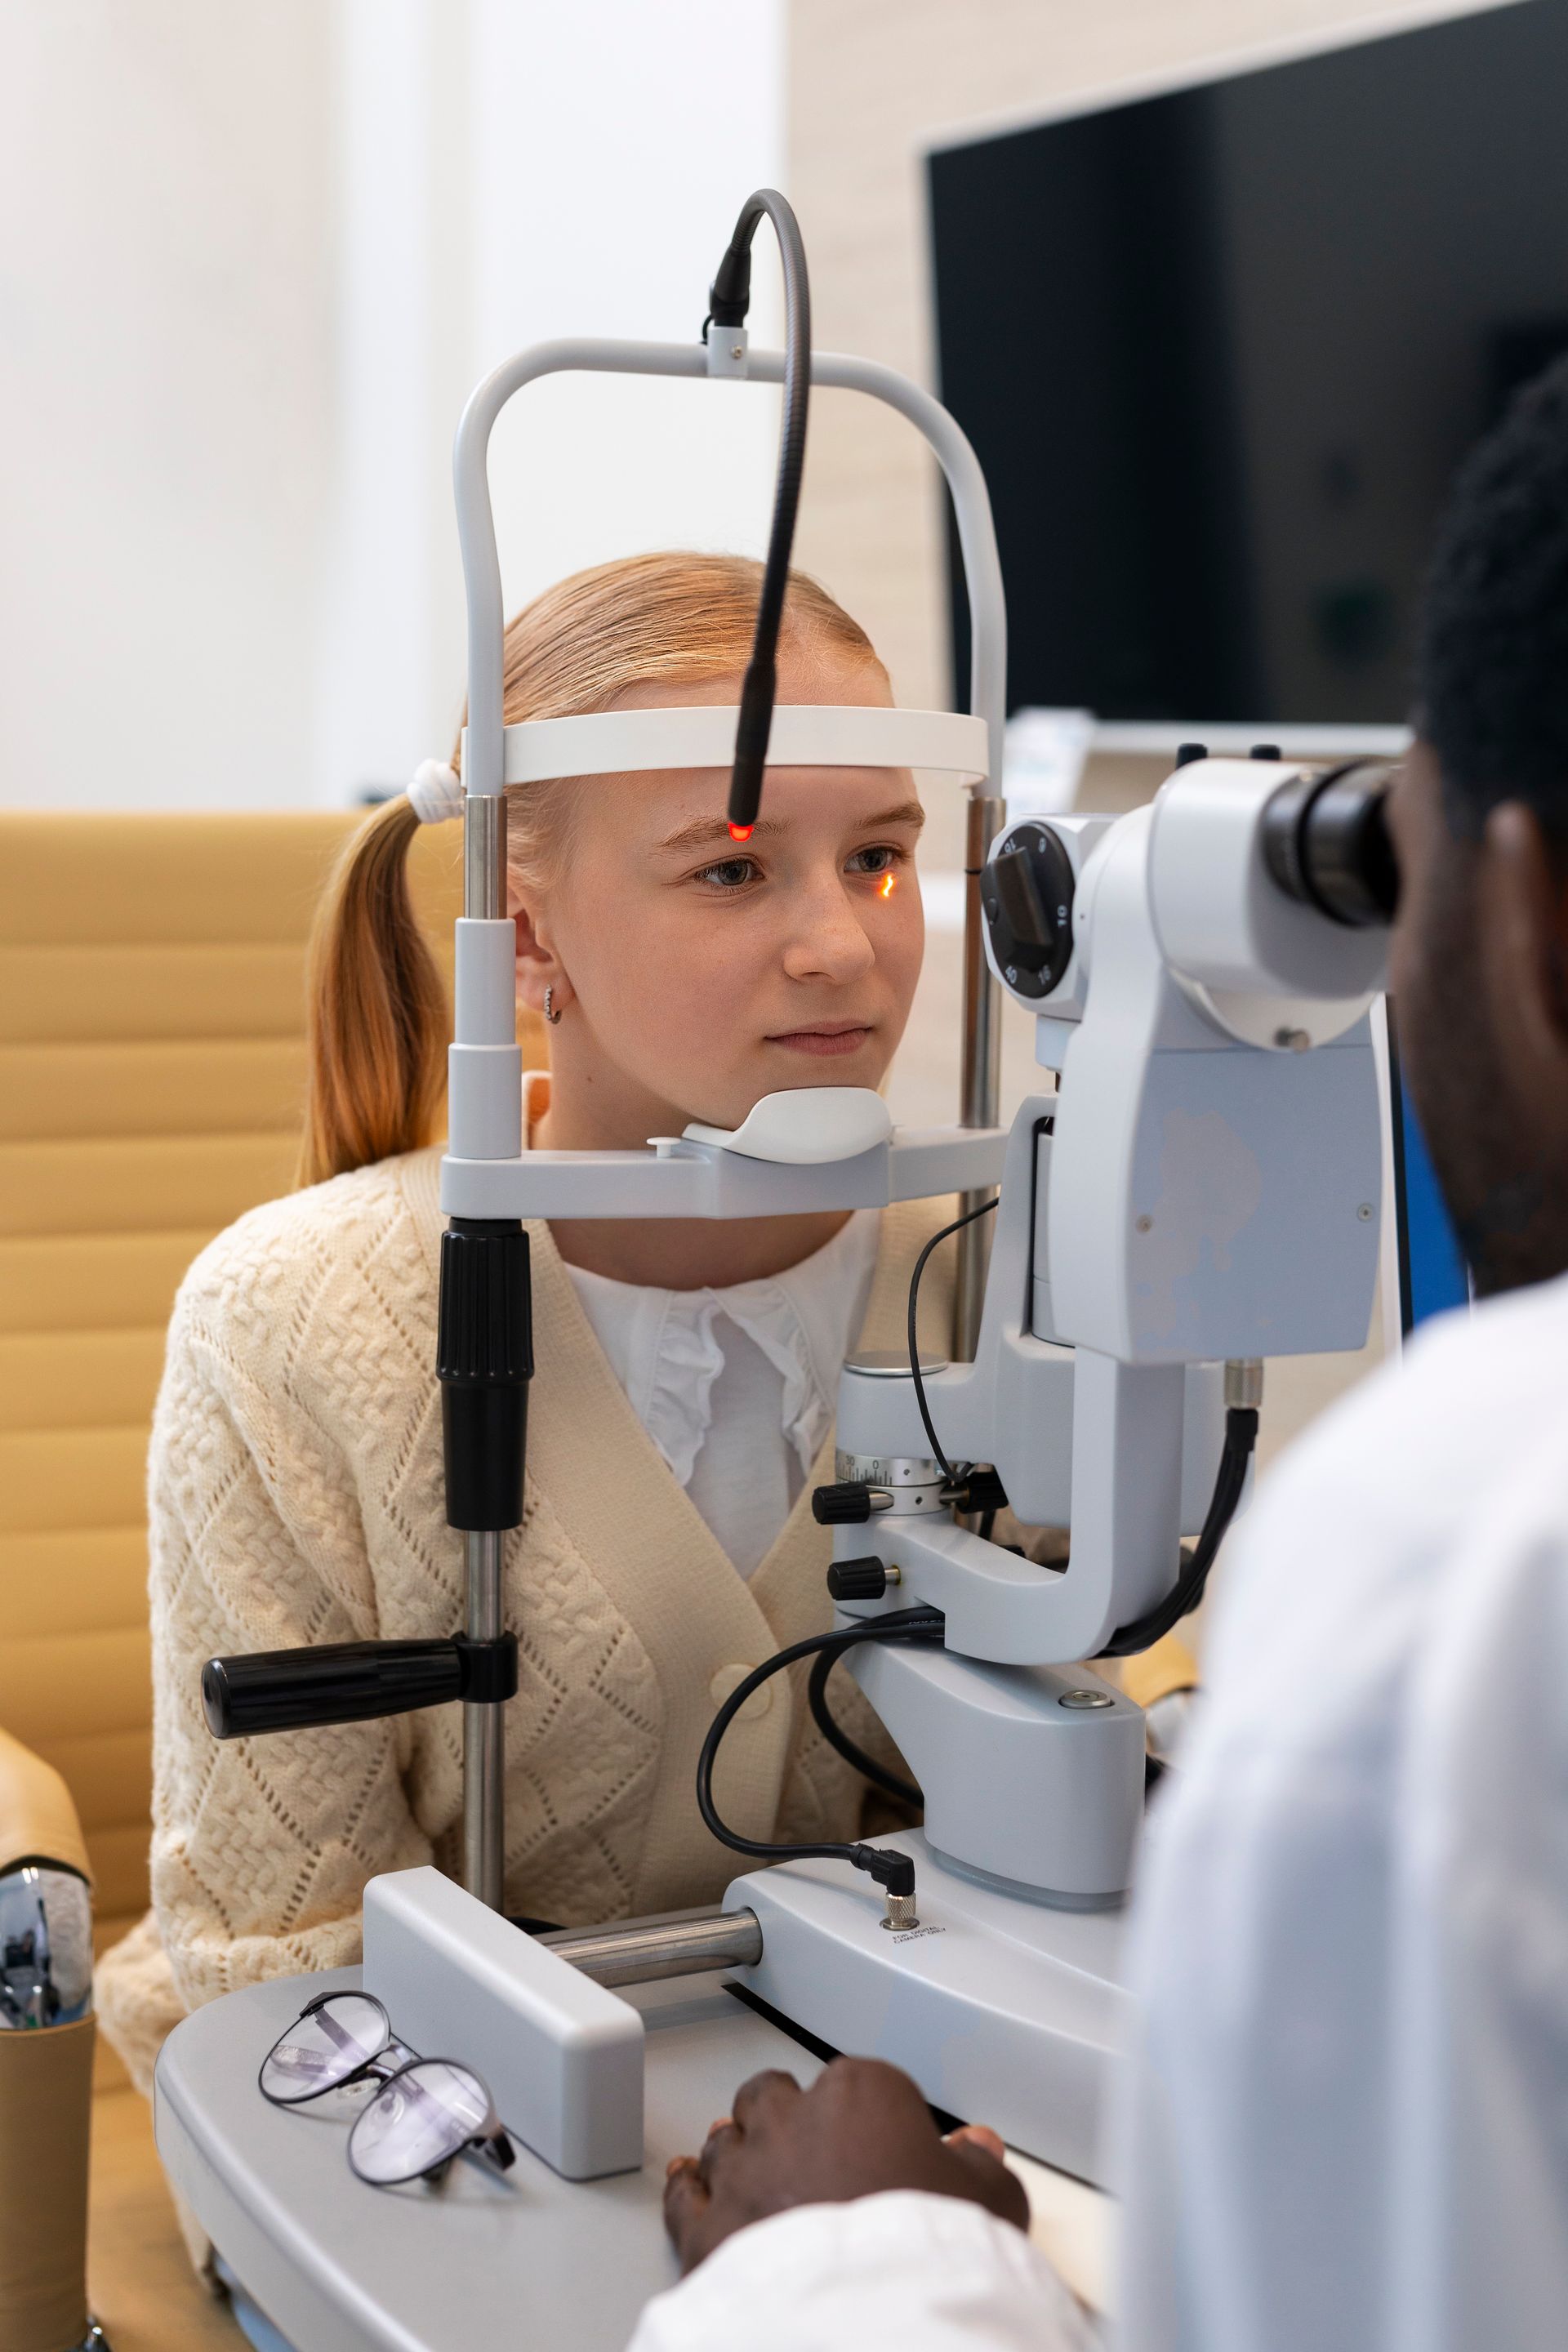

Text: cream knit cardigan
xmin=98 ymin=1146 xmax=954 ymax=2096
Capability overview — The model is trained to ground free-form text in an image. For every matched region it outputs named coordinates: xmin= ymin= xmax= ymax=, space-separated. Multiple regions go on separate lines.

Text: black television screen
xmin=928 ymin=0 xmax=1568 ymax=724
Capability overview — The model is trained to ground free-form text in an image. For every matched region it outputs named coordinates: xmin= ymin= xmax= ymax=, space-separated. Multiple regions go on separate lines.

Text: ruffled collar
xmin=566 ymin=1214 xmax=880 ymax=1487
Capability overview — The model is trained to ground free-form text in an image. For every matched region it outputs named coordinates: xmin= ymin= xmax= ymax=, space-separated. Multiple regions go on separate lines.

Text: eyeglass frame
xmin=258 ymin=1988 xmax=515 ymax=2187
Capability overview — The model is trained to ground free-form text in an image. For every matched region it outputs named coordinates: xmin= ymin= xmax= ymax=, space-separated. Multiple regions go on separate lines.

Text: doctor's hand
xmin=662 ymin=2056 xmax=1030 ymax=2274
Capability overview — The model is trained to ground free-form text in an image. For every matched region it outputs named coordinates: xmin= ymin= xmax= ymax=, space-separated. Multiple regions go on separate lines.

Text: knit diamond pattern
xmin=99 ymin=1156 xmax=664 ymax=2091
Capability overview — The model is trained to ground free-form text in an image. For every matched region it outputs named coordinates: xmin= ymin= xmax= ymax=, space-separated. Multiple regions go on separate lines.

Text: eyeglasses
xmin=258 ymin=1990 xmax=515 ymax=2189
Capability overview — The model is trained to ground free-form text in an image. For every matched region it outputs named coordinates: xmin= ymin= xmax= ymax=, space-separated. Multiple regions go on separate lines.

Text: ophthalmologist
xmin=628 ymin=358 xmax=1568 ymax=2352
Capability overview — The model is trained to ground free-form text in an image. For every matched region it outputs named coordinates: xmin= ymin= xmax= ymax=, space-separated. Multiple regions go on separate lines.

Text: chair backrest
xmin=0 ymin=810 xmax=474 ymax=1936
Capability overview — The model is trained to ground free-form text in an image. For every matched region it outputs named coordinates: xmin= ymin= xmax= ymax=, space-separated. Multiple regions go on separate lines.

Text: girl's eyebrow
xmin=657 ymin=799 xmax=926 ymax=857
xmin=658 ymin=813 xmax=786 ymax=854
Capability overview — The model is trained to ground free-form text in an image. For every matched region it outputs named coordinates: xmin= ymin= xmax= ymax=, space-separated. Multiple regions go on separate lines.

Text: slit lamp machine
xmin=198 ymin=194 xmax=1397 ymax=2191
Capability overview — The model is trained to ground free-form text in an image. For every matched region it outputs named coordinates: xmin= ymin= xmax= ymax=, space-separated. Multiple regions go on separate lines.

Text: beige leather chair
xmin=0 ymin=810 xmax=477 ymax=2349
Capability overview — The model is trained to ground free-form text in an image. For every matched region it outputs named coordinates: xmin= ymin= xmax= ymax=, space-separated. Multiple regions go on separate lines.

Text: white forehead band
xmin=408 ymin=705 xmax=987 ymax=823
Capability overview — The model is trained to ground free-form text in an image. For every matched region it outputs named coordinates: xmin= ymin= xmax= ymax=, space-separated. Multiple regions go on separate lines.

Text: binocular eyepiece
xmin=1261 ymin=760 xmax=1398 ymax=929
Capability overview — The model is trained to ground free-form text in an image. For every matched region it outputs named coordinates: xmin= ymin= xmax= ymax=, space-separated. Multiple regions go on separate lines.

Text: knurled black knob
xmin=813 ymin=1481 xmax=875 ymax=1526
xmin=979 ymin=825 xmax=1076 ymax=1000
xmin=826 ymin=1557 xmax=890 ymax=1601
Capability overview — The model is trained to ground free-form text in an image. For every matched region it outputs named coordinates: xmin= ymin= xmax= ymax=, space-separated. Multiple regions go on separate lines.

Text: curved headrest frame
xmin=478 ymin=702 xmax=989 ymax=789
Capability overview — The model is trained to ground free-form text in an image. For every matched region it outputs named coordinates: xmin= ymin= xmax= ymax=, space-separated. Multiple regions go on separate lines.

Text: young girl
xmin=98 ymin=551 xmax=958 ymax=2093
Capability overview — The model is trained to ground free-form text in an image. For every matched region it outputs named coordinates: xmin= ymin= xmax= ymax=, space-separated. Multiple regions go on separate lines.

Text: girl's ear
xmin=513 ymin=898 xmax=568 ymax=1017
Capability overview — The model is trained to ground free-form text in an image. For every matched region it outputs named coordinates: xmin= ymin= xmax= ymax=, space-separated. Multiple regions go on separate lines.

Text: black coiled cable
xmin=807 ymin=1645 xmax=922 ymax=1809
xmin=696 ymin=1607 xmax=944 ymax=1900
xmin=1096 ymin=1405 xmax=1258 ymax=1658
xmin=906 ymin=1196 xmax=998 ymax=1481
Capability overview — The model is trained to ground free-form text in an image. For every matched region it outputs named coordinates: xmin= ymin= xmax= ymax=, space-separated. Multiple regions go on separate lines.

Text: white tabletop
xmin=156 ymin=1964 xmax=1109 ymax=2350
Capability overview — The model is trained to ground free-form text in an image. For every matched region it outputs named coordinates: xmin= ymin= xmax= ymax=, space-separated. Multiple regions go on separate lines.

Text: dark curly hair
xmin=1419 ymin=352 xmax=1568 ymax=840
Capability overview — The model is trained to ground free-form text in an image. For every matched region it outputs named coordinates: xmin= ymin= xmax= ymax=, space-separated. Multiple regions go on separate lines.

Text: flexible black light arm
xmin=706 ymin=189 xmax=812 ymax=840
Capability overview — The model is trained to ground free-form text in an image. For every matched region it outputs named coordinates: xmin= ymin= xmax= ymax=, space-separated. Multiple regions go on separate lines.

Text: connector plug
xmin=852 ymin=1846 xmax=920 ymax=1930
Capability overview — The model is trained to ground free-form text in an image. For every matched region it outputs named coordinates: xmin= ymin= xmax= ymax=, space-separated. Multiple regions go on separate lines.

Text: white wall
xmin=321 ymin=0 xmax=786 ymax=801
xmin=1 ymin=0 xmax=784 ymax=812
xmin=0 ymin=0 xmax=333 ymax=812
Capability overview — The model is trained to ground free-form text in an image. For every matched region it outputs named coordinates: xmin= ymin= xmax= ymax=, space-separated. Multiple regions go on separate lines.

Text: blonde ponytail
xmin=299 ymin=551 xmax=884 ymax=1189
xmin=298 ymin=794 xmax=448 ymax=1186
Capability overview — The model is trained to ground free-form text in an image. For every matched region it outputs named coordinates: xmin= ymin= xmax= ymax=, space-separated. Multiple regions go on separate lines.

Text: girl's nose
xmin=779 ymin=876 xmax=878 ymax=986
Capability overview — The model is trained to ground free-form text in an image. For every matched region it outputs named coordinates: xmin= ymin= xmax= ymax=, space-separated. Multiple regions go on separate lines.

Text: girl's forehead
xmin=609 ymin=763 xmax=923 ymax=847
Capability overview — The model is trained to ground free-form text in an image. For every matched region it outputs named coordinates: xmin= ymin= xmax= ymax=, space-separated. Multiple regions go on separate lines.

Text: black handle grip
xmin=439 ymin=1220 xmax=532 ymax=1532
xmin=203 ymin=1637 xmax=467 ymax=1740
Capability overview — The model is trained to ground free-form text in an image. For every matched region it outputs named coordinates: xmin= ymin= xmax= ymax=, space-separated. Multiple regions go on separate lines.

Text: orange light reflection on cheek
xmin=879 ymin=871 xmax=896 ymax=901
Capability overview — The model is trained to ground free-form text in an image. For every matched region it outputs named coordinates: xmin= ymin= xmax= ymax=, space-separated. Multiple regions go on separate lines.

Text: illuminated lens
xmin=260 ymin=1993 xmax=389 ymax=2105
xmin=348 ymin=2060 xmax=491 ymax=2185
xmin=727 ymin=822 xmax=753 ymax=842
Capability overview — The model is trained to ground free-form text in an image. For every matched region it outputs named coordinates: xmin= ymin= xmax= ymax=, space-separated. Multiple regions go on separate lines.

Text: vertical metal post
xmin=463 ymin=1530 xmax=506 ymax=1909
xmin=465 ymin=794 xmax=506 ymax=925
xmin=461 ymin=788 xmax=508 ymax=1911
xmin=956 ymin=787 xmax=1005 ymax=1356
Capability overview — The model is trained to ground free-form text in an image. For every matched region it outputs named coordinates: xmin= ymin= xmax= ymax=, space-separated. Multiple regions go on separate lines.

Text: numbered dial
xmin=980 ymin=822 xmax=1077 ymax=999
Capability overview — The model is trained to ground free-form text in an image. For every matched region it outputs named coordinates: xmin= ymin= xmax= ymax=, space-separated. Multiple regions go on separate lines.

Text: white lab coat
xmin=630 ymin=1272 xmax=1568 ymax=2350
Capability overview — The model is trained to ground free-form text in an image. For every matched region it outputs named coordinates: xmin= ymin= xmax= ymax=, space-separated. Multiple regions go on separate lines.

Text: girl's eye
xmin=694 ymin=857 xmax=760 ymax=890
xmin=847 ymin=844 xmax=898 ymax=876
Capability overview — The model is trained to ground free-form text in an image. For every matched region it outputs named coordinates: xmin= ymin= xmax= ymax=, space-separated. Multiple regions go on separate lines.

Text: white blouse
xmin=526 ymin=1075 xmax=880 ymax=1576
xmin=565 ymin=1211 xmax=880 ymax=1576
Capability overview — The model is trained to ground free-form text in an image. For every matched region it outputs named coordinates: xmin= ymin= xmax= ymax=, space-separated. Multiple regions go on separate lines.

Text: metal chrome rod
xmin=956 ymin=787 xmax=1005 ymax=1355
xmin=462 ymin=1529 xmax=505 ymax=1909
xmin=464 ymin=791 xmax=507 ymax=920
xmin=539 ymin=1905 xmax=763 ymax=1988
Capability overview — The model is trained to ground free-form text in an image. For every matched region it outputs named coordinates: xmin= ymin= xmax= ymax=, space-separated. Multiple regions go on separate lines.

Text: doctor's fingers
xmin=697 ymin=2118 xmax=741 ymax=2183
xmin=813 ymin=2055 xmax=941 ymax=2136
xmin=662 ymin=2158 xmax=719 ymax=2274
xmin=728 ymin=2068 xmax=804 ymax=2136
xmin=693 ymin=2071 xmax=800 ymax=2184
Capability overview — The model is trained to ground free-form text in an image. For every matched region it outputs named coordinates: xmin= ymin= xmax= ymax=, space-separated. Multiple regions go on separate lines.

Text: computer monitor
xmin=928 ymin=0 xmax=1568 ymax=727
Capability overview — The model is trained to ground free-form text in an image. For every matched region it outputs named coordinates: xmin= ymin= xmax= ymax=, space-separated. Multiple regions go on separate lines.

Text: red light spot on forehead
xmin=728 ymin=822 xmax=754 ymax=842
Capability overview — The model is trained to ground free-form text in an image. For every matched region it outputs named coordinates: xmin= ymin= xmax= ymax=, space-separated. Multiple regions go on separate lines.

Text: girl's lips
xmin=767 ymin=1024 xmax=875 ymax=1058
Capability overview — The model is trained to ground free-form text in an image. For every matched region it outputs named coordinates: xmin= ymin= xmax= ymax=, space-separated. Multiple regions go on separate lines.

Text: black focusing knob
xmin=813 ymin=1481 xmax=877 ymax=1526
xmin=826 ymin=1557 xmax=890 ymax=1601
xmin=979 ymin=822 xmax=1077 ymax=1000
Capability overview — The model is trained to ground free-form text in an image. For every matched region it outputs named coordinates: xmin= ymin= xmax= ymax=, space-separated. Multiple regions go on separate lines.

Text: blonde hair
xmin=298 ymin=551 xmax=885 ymax=1187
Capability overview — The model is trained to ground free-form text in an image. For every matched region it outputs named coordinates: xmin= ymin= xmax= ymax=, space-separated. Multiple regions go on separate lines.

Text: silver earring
xmin=543 ymin=984 xmax=563 ymax=1025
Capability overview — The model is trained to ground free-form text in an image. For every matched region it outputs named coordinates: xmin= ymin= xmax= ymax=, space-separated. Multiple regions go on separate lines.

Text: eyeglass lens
xmin=260 ymin=1993 xmax=390 ymax=2105
xmin=348 ymin=2059 xmax=492 ymax=2185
